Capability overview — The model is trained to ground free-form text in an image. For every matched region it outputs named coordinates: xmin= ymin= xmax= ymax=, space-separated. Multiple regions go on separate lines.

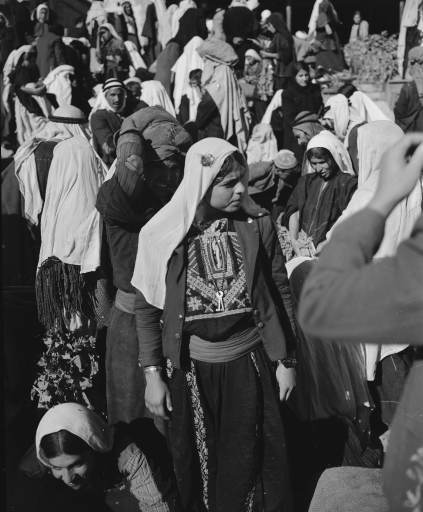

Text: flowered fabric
xmin=31 ymin=330 xmax=99 ymax=409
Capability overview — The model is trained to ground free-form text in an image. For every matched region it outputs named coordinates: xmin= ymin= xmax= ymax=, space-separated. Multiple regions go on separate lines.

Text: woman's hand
xmin=276 ymin=364 xmax=296 ymax=401
xmin=372 ymin=133 xmax=423 ymax=217
xmin=145 ymin=372 xmax=173 ymax=420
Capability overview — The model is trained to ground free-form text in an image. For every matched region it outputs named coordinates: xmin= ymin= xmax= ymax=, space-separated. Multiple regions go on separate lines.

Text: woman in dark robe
xmin=309 ymin=0 xmax=345 ymax=72
xmin=271 ymin=62 xmax=322 ymax=155
xmin=154 ymin=7 xmax=208 ymax=96
xmin=222 ymin=3 xmax=258 ymax=76
xmin=260 ymin=12 xmax=295 ymax=91
xmin=141 ymin=1 xmax=162 ymax=68
xmin=395 ymin=46 xmax=423 ymax=132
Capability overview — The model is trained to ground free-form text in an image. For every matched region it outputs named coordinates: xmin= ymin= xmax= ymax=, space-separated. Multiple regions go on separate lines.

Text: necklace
xmin=206 ymin=219 xmax=230 ymax=312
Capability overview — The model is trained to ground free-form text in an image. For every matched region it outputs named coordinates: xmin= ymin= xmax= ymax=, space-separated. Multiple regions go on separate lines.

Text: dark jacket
xmin=273 ymin=80 xmax=322 ymax=153
xmin=135 ymin=213 xmax=297 ymax=369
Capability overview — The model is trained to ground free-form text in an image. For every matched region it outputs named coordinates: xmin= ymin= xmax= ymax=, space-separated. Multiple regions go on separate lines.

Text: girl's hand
xmin=145 ymin=372 xmax=172 ymax=420
xmin=276 ymin=364 xmax=296 ymax=401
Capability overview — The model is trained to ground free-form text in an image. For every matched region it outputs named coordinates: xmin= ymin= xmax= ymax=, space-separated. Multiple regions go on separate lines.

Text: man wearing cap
xmin=90 ymin=78 xmax=127 ymax=167
xmin=248 ymin=149 xmax=300 ymax=219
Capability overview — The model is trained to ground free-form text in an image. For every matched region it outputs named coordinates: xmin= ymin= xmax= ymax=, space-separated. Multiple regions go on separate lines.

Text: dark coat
xmin=271 ymin=80 xmax=322 ymax=154
xmin=135 ymin=213 xmax=297 ymax=369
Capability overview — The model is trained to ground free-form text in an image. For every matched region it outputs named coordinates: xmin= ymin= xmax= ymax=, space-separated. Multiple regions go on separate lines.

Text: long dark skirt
xmin=106 ymin=305 xmax=146 ymax=424
xmin=167 ymin=346 xmax=293 ymax=512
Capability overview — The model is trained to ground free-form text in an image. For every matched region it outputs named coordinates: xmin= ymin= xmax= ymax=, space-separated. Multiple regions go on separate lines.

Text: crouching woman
xmin=23 ymin=403 xmax=176 ymax=511
xmin=133 ymin=138 xmax=297 ymax=511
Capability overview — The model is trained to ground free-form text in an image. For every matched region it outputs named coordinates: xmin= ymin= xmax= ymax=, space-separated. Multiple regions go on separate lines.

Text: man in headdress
xmin=90 ymin=78 xmax=127 ymax=167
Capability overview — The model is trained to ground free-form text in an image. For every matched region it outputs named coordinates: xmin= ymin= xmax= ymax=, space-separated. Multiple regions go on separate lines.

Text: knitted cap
xmin=274 ymin=150 xmax=298 ymax=169
xmin=49 ymin=105 xmax=87 ymax=124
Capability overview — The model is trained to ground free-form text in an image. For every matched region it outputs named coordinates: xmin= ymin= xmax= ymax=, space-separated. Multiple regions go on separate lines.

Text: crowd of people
xmin=1 ymin=1 xmax=423 ymax=512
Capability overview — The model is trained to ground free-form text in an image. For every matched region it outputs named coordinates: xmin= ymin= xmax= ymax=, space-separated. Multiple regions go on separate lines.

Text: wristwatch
xmin=277 ymin=357 xmax=297 ymax=369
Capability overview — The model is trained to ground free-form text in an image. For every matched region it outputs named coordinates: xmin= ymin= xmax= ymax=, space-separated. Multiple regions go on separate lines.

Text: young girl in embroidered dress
xmin=132 ymin=138 xmax=297 ymax=511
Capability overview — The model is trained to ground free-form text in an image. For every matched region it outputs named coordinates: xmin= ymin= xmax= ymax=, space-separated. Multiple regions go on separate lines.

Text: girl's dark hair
xmin=40 ymin=430 xmax=92 ymax=459
xmin=337 ymin=83 xmax=357 ymax=98
xmin=306 ymin=147 xmax=339 ymax=171
xmin=213 ymin=151 xmax=246 ymax=184
xmin=293 ymin=61 xmax=310 ymax=76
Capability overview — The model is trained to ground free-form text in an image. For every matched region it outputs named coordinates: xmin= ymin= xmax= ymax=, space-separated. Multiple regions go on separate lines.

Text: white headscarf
xmin=36 ymin=403 xmax=113 ymax=467
xmin=308 ymin=0 xmax=324 ymax=35
xmin=306 ymin=130 xmax=354 ymax=175
xmin=98 ymin=22 xmax=122 ymax=42
xmin=86 ymin=1 xmax=107 ymax=35
xmin=43 ymin=65 xmax=75 ymax=107
xmin=151 ymin=0 xmax=173 ymax=47
xmin=246 ymin=124 xmax=278 ymax=164
xmin=349 ymin=91 xmax=392 ymax=123
xmin=131 ymin=138 xmax=240 ymax=308
xmin=323 ymin=94 xmax=351 ymax=141
xmin=33 ymin=3 xmax=49 ymax=22
xmin=171 ymin=0 xmax=197 ymax=37
xmin=261 ymin=89 xmax=283 ymax=125
xmin=325 ymin=121 xmax=422 ymax=379
xmin=37 ymin=136 xmax=106 ymax=273
xmin=14 ymin=110 xmax=93 ymax=226
xmin=198 ymin=39 xmax=251 ymax=152
xmin=171 ymin=36 xmax=204 ymax=114
xmin=140 ymin=80 xmax=176 ymax=117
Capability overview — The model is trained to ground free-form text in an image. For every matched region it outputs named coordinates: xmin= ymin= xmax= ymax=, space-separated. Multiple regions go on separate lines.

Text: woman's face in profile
xmin=48 ymin=451 xmax=94 ymax=491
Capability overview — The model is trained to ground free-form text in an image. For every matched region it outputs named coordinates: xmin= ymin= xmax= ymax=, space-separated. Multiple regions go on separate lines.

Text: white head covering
xmin=131 ymin=138 xmax=240 ymax=308
xmin=357 ymin=121 xmax=403 ymax=186
xmin=247 ymin=124 xmax=278 ymax=164
xmin=86 ymin=1 xmax=108 ymax=35
xmin=261 ymin=9 xmax=271 ymax=23
xmin=36 ymin=403 xmax=113 ymax=467
xmin=140 ymin=80 xmax=176 ymax=117
xmin=325 ymin=121 xmax=422 ymax=379
xmin=198 ymin=39 xmax=251 ymax=152
xmin=308 ymin=0 xmax=324 ymax=35
xmin=43 ymin=65 xmax=75 ymax=107
xmin=349 ymin=91 xmax=392 ymax=123
xmin=245 ymin=48 xmax=261 ymax=61
xmin=171 ymin=0 xmax=197 ymax=37
xmin=98 ymin=22 xmax=122 ymax=42
xmin=33 ymin=3 xmax=49 ymax=22
xmin=261 ymin=89 xmax=283 ymax=125
xmin=306 ymin=130 xmax=354 ymax=175
xmin=37 ymin=136 xmax=106 ymax=273
xmin=247 ymin=0 xmax=259 ymax=10
xmin=323 ymin=94 xmax=351 ymax=141
xmin=171 ymin=36 xmax=204 ymax=114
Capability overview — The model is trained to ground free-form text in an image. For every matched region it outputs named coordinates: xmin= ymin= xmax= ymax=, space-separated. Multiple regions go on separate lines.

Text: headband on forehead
xmin=103 ymin=78 xmax=125 ymax=93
